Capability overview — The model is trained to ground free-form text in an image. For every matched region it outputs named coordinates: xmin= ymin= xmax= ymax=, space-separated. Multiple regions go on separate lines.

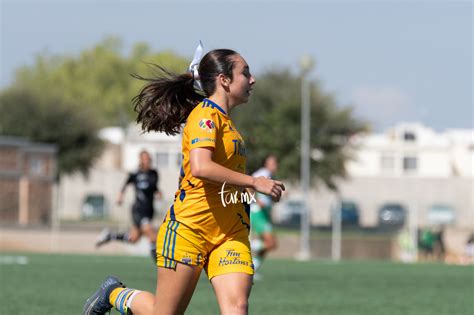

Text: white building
xmin=121 ymin=125 xmax=181 ymax=171
xmin=346 ymin=122 xmax=474 ymax=178
xmin=293 ymin=122 xmax=474 ymax=230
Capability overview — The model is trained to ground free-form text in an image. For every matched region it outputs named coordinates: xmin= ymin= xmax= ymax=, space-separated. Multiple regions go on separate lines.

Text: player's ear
xmin=217 ymin=73 xmax=231 ymax=88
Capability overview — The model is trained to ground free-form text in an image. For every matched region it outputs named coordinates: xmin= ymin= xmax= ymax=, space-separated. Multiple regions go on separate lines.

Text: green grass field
xmin=1 ymin=253 xmax=473 ymax=315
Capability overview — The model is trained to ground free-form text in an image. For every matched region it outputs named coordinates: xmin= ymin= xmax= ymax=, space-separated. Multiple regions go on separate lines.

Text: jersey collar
xmin=203 ymin=98 xmax=227 ymax=115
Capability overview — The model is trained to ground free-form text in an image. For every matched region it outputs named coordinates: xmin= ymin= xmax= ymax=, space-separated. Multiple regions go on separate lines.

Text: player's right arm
xmin=117 ymin=173 xmax=134 ymax=205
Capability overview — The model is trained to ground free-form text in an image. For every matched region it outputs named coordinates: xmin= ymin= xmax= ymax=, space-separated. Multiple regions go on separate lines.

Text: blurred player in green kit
xmin=250 ymin=155 xmax=279 ymax=279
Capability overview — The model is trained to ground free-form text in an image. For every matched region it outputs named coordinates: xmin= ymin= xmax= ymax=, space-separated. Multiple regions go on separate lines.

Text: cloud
xmin=350 ymin=86 xmax=413 ymax=128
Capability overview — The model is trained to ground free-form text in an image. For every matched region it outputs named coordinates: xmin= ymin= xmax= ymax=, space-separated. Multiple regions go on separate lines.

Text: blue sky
xmin=1 ymin=0 xmax=472 ymax=130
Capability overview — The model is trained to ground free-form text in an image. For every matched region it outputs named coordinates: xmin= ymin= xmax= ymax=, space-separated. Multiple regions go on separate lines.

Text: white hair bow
xmin=188 ymin=40 xmax=204 ymax=90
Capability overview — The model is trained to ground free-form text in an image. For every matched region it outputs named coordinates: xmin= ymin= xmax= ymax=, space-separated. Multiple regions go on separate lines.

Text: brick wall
xmin=0 ymin=177 xmax=19 ymax=222
xmin=0 ymin=147 xmax=20 ymax=171
xmin=27 ymin=179 xmax=52 ymax=224
xmin=0 ymin=138 xmax=57 ymax=225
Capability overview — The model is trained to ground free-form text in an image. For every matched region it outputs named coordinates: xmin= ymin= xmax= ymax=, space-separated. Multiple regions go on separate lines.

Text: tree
xmin=233 ymin=69 xmax=367 ymax=190
xmin=10 ymin=36 xmax=189 ymax=127
xmin=0 ymin=88 xmax=103 ymax=175
xmin=1 ymin=36 xmax=191 ymax=175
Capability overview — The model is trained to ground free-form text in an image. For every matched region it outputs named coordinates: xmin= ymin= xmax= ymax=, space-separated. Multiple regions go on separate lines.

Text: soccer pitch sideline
xmin=1 ymin=253 xmax=472 ymax=315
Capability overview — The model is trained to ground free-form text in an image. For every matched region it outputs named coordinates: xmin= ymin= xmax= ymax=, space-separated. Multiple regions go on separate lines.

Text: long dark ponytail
xmin=132 ymin=49 xmax=238 ymax=135
xmin=132 ymin=66 xmax=202 ymax=136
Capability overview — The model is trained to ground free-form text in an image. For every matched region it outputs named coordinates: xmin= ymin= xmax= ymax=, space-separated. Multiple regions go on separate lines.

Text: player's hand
xmin=116 ymin=193 xmax=124 ymax=206
xmin=253 ymin=176 xmax=285 ymax=202
xmin=156 ymin=191 xmax=163 ymax=200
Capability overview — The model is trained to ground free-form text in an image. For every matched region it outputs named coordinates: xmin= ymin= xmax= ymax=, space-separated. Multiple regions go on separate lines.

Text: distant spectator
xmin=397 ymin=228 xmax=416 ymax=263
xmin=463 ymin=234 xmax=474 ymax=265
xmin=418 ymin=228 xmax=435 ymax=261
xmin=433 ymin=225 xmax=446 ymax=262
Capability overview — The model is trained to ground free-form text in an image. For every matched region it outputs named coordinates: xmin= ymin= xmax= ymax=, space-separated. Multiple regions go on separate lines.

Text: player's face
xmin=140 ymin=152 xmax=151 ymax=170
xmin=266 ymin=156 xmax=278 ymax=174
xmin=228 ymin=55 xmax=256 ymax=105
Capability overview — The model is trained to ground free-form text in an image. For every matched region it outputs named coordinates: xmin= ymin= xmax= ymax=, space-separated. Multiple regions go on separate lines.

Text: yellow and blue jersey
xmin=165 ymin=98 xmax=250 ymax=244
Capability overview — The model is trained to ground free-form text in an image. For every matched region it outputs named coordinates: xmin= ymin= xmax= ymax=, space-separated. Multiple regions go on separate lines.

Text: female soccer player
xmin=250 ymin=155 xmax=279 ymax=279
xmin=95 ymin=150 xmax=161 ymax=261
xmin=83 ymin=47 xmax=285 ymax=315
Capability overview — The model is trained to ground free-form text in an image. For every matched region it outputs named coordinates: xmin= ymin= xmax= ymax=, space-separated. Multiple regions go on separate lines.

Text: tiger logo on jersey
xmin=199 ymin=119 xmax=215 ymax=133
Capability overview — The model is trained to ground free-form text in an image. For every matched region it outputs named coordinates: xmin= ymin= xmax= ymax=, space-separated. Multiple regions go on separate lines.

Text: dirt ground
xmin=1 ymin=224 xmax=471 ymax=262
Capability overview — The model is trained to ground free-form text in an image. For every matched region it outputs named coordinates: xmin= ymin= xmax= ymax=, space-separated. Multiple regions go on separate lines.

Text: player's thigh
xmin=153 ymin=263 xmax=202 ymax=315
xmin=205 ymin=232 xmax=254 ymax=313
xmin=211 ymin=272 xmax=252 ymax=315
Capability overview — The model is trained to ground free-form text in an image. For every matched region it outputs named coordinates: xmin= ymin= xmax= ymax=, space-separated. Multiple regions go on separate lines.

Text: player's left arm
xmin=190 ymin=148 xmax=285 ymax=202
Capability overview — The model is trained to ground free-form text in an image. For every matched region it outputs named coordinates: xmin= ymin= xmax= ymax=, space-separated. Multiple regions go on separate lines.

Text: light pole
xmin=331 ymin=194 xmax=342 ymax=262
xmin=297 ymin=55 xmax=314 ymax=260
